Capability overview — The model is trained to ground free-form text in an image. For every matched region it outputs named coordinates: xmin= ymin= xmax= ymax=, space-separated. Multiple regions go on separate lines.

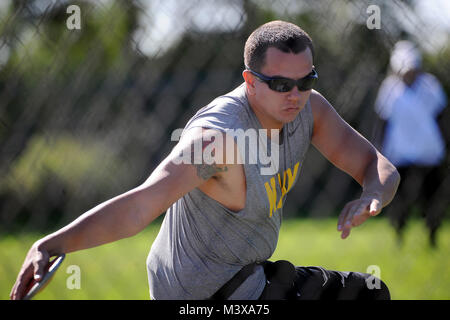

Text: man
xmin=374 ymin=40 xmax=447 ymax=246
xmin=10 ymin=20 xmax=399 ymax=300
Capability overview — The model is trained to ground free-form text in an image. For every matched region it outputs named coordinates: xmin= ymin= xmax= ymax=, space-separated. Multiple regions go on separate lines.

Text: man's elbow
xmin=382 ymin=152 xmax=400 ymax=183
xmin=392 ymin=166 xmax=401 ymax=192
xmin=383 ymin=159 xmax=401 ymax=205
xmin=377 ymin=151 xmax=399 ymax=180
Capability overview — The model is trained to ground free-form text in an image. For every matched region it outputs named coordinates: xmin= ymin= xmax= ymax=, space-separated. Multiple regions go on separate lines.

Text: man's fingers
xmin=337 ymin=202 xmax=353 ymax=231
xmin=351 ymin=203 xmax=371 ymax=227
xmin=339 ymin=197 xmax=382 ymax=239
xmin=10 ymin=268 xmax=32 ymax=300
xmin=10 ymin=281 xmax=18 ymax=300
xmin=341 ymin=223 xmax=352 ymax=239
xmin=341 ymin=205 xmax=364 ymax=239
xmin=10 ymin=243 xmax=51 ymax=300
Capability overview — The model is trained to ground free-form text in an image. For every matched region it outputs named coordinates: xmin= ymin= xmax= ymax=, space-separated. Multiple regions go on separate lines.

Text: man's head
xmin=244 ymin=20 xmax=314 ymax=73
xmin=243 ymin=21 xmax=315 ymax=129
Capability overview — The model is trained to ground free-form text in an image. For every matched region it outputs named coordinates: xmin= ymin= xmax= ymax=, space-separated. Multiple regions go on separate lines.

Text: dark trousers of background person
xmin=385 ymin=164 xmax=449 ymax=247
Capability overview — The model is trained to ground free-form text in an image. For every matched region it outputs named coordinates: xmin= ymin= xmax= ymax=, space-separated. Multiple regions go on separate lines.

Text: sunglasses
xmin=246 ymin=67 xmax=318 ymax=93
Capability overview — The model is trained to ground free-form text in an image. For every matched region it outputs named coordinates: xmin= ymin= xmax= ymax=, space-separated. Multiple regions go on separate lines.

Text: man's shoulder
xmin=309 ymin=90 xmax=331 ymax=114
xmin=203 ymin=83 xmax=248 ymax=114
xmin=184 ymin=83 xmax=248 ymax=131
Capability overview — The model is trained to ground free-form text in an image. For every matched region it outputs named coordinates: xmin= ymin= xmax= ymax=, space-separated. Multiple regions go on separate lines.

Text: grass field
xmin=1 ymin=217 xmax=449 ymax=300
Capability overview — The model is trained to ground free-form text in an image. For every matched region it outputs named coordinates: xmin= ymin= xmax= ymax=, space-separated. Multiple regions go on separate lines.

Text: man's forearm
xmin=36 ymin=187 xmax=158 ymax=255
xmin=361 ymin=151 xmax=400 ymax=207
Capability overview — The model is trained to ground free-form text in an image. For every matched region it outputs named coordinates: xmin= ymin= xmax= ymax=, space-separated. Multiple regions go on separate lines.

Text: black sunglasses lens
xmin=269 ymin=79 xmax=295 ymax=92
xmin=297 ymin=77 xmax=317 ymax=91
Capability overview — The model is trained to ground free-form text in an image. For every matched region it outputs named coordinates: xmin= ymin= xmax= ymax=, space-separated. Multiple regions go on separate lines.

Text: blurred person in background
xmin=374 ymin=40 xmax=447 ymax=246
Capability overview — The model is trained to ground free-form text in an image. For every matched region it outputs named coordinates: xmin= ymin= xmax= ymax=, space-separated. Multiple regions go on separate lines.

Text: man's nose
xmin=287 ymin=86 xmax=302 ymax=101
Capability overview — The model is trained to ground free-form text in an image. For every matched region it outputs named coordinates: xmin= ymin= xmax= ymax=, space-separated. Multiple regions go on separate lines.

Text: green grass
xmin=1 ymin=218 xmax=449 ymax=300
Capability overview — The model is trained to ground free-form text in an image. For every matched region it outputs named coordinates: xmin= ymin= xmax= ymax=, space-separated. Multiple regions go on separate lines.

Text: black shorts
xmin=259 ymin=261 xmax=390 ymax=300
xmin=291 ymin=266 xmax=390 ymax=300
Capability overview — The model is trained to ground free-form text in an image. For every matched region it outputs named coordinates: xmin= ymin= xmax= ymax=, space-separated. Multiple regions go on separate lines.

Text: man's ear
xmin=242 ymin=70 xmax=256 ymax=95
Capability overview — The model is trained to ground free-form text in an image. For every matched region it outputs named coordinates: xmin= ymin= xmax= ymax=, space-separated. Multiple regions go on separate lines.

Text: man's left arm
xmin=310 ymin=90 xmax=401 ymax=239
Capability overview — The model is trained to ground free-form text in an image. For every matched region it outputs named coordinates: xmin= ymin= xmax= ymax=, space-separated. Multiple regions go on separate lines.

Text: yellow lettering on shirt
xmin=264 ymin=162 xmax=300 ymax=217
xmin=264 ymin=177 xmax=277 ymax=217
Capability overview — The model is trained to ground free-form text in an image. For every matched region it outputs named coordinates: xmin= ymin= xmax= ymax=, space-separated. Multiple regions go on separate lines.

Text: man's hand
xmin=10 ymin=241 xmax=50 ymax=300
xmin=337 ymin=197 xmax=382 ymax=239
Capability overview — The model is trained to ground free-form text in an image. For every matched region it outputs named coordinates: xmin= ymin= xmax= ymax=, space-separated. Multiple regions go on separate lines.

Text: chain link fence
xmin=0 ymin=0 xmax=449 ymax=248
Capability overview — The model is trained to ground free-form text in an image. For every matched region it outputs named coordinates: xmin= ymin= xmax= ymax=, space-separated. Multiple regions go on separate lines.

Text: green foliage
xmin=0 ymin=133 xmax=134 ymax=231
xmin=2 ymin=1 xmax=135 ymax=86
xmin=3 ymin=133 xmax=122 ymax=196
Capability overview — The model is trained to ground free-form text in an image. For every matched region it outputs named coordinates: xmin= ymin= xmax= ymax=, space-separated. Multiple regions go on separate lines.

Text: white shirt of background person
xmin=375 ymin=40 xmax=447 ymax=167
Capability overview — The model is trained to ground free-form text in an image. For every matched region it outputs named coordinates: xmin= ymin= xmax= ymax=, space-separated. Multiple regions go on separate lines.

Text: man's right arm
xmin=10 ymin=127 xmax=226 ymax=299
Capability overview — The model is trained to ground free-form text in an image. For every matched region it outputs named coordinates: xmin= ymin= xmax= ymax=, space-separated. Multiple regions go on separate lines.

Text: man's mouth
xmin=284 ymin=106 xmax=300 ymax=112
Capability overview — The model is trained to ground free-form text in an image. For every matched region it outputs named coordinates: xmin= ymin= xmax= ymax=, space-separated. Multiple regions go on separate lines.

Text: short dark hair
xmin=244 ymin=20 xmax=314 ymax=72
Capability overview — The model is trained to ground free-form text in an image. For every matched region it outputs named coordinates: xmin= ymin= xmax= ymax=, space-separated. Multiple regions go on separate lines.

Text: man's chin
xmin=280 ymin=110 xmax=301 ymax=123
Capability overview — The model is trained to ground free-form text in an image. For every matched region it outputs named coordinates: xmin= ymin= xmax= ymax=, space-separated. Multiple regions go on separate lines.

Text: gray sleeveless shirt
xmin=146 ymin=83 xmax=314 ymax=299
